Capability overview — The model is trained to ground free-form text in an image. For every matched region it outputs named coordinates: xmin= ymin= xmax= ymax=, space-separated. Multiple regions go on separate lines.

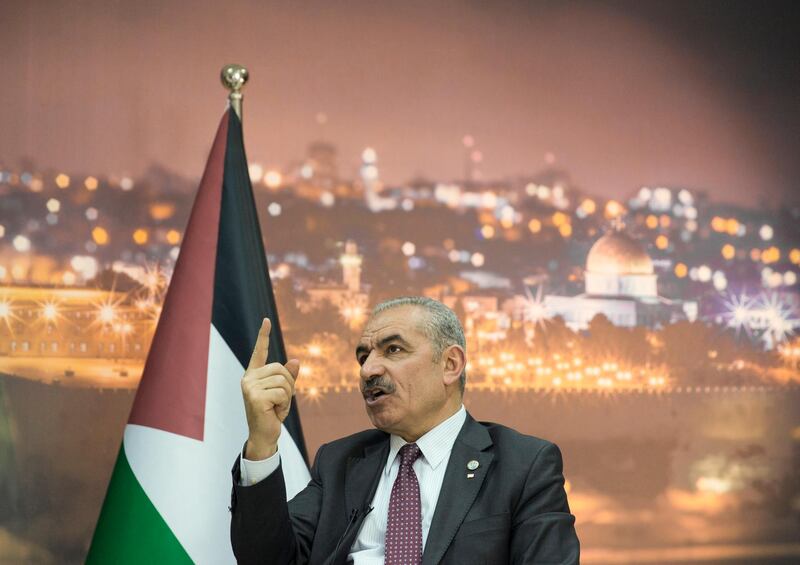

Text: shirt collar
xmin=385 ymin=405 xmax=466 ymax=475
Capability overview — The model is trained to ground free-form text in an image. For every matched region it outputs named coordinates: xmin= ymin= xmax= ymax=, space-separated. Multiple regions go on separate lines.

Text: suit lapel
xmin=344 ymin=439 xmax=388 ymax=514
xmin=326 ymin=437 xmax=388 ymax=565
xmin=422 ymin=415 xmax=494 ymax=565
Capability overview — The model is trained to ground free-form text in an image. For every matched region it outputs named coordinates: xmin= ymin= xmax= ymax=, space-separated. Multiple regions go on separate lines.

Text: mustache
xmin=361 ymin=375 xmax=396 ymax=394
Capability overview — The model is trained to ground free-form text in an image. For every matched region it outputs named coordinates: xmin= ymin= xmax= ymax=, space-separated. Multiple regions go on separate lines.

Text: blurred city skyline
xmin=2 ymin=0 xmax=799 ymax=207
xmin=2 ymin=4 xmax=800 ymax=559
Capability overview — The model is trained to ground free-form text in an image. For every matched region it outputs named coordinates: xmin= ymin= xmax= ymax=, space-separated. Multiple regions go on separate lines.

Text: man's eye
xmin=387 ymin=345 xmax=402 ymax=354
xmin=357 ymin=355 xmax=367 ymax=365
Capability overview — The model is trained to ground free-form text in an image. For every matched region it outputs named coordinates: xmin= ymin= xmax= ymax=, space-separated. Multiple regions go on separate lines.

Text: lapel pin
xmin=467 ymin=460 xmax=479 ymax=471
xmin=467 ymin=473 xmax=475 ymax=479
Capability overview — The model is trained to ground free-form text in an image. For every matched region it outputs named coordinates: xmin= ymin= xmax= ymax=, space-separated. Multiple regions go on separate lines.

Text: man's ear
xmin=441 ymin=344 xmax=466 ymax=387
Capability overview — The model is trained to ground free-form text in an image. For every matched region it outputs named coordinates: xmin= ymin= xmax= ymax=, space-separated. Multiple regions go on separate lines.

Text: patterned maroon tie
xmin=385 ymin=443 xmax=423 ymax=565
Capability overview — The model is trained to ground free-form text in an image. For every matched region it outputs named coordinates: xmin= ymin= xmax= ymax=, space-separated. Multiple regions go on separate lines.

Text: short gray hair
xmin=372 ymin=296 xmax=467 ymax=392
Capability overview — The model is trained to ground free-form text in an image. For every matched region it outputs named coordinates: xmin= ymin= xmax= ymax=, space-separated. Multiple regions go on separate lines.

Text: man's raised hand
xmin=241 ymin=318 xmax=300 ymax=461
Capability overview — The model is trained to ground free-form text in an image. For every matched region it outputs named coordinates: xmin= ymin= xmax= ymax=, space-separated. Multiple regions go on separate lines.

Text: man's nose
xmin=360 ymin=350 xmax=386 ymax=381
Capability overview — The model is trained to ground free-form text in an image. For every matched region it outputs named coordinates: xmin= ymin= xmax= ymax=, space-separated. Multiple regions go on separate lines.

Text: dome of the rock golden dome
xmin=586 ymin=230 xmax=653 ymax=275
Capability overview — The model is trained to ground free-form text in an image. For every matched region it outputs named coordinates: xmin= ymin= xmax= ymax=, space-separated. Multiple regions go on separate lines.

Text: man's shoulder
xmin=473 ymin=418 xmax=557 ymax=456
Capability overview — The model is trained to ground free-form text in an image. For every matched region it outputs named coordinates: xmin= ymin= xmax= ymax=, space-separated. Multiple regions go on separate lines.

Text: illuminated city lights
xmin=264 ymin=170 xmax=282 ymax=188
xmin=604 ymin=200 xmax=623 ymax=218
xmin=652 ymin=187 xmax=672 ymax=210
xmin=84 ymin=176 xmax=99 ymax=191
xmin=13 ymin=235 xmax=31 ymax=252
xmin=46 ymin=198 xmax=61 ymax=213
xmin=536 ymin=185 xmax=550 ymax=200
xmin=149 ymin=203 xmax=175 ymax=221
xmin=761 ymin=247 xmax=780 ymax=264
xmin=0 ymin=156 xmax=797 ymax=401
xmin=165 ymin=229 xmax=181 ymax=245
xmin=120 ymin=176 xmax=134 ymax=191
xmin=401 ymin=241 xmax=416 ymax=256
xmin=132 ymin=229 xmax=149 ymax=245
xmin=248 ymin=163 xmax=264 ymax=182
xmin=759 ymin=224 xmax=773 ymax=241
xmin=142 ymin=263 xmax=166 ymax=292
xmin=70 ymin=256 xmax=99 ymax=280
xmin=42 ymin=303 xmax=58 ymax=321
xmin=92 ymin=227 xmax=109 ymax=245
xmin=99 ymin=304 xmax=116 ymax=323
xmin=320 ymin=191 xmax=335 ymax=207
xmin=552 ymin=212 xmax=569 ymax=227
xmin=54 ymin=173 xmax=70 ymax=189
xmin=481 ymin=191 xmax=498 ymax=208
xmin=580 ymin=199 xmax=596 ymax=215
xmin=721 ymin=244 xmax=735 ymax=260
xmin=362 ymin=147 xmax=377 ymax=164
xmin=722 ymin=291 xmax=799 ymax=346
xmin=712 ymin=271 xmax=728 ymax=291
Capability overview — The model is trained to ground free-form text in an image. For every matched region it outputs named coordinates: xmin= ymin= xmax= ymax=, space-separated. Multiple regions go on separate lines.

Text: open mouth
xmin=363 ymin=388 xmax=391 ymax=405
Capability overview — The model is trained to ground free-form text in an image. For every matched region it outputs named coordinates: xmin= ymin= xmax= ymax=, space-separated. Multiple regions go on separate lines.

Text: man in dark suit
xmin=231 ymin=297 xmax=579 ymax=564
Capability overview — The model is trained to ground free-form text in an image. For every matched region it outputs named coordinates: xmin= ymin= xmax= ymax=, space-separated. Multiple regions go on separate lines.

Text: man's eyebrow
xmin=355 ymin=334 xmax=410 ymax=358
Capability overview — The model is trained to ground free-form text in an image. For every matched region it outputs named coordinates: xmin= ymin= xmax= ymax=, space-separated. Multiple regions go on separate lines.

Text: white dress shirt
xmin=240 ymin=405 xmax=467 ymax=564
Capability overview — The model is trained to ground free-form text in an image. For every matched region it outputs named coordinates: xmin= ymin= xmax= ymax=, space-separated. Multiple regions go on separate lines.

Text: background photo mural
xmin=1 ymin=1 xmax=799 ymax=563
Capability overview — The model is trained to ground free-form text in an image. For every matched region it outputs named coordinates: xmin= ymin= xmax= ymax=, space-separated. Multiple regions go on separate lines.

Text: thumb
xmin=285 ymin=359 xmax=301 ymax=379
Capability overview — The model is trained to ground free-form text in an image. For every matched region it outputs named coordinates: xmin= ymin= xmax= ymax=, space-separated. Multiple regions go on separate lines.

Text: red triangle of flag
xmin=128 ymin=112 xmax=229 ymax=440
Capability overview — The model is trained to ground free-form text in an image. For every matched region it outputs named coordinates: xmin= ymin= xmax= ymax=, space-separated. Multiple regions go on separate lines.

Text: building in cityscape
xmin=544 ymin=227 xmax=698 ymax=330
xmin=303 ymin=240 xmax=370 ymax=327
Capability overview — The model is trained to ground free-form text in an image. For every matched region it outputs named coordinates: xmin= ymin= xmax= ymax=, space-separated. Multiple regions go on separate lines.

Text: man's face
xmin=355 ymin=305 xmax=449 ymax=441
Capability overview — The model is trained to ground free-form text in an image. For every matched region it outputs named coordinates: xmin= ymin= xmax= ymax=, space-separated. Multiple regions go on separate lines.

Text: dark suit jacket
xmin=230 ymin=413 xmax=579 ymax=564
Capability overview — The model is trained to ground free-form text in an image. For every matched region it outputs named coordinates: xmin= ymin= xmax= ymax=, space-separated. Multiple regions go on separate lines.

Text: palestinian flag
xmin=88 ymin=109 xmax=311 ymax=563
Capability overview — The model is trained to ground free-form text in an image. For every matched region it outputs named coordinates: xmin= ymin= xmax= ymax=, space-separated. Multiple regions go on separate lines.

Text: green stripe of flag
xmin=87 ymin=443 xmax=192 ymax=564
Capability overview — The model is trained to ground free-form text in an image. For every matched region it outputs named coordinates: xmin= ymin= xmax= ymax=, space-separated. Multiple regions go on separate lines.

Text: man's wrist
xmin=244 ymin=439 xmax=278 ymax=461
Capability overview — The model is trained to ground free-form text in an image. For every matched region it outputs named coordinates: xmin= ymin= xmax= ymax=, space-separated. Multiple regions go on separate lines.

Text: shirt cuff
xmin=239 ymin=449 xmax=281 ymax=486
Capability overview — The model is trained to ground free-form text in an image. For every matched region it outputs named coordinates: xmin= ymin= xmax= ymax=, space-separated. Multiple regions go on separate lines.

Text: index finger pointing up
xmin=247 ymin=318 xmax=272 ymax=370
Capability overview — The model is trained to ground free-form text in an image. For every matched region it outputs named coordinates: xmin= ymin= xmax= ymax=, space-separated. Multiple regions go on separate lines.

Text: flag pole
xmin=221 ymin=64 xmax=249 ymax=120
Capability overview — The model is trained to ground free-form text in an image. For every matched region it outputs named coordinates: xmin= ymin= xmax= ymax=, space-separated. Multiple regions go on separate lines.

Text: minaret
xmin=340 ymin=240 xmax=362 ymax=292
xmin=360 ymin=147 xmax=380 ymax=210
